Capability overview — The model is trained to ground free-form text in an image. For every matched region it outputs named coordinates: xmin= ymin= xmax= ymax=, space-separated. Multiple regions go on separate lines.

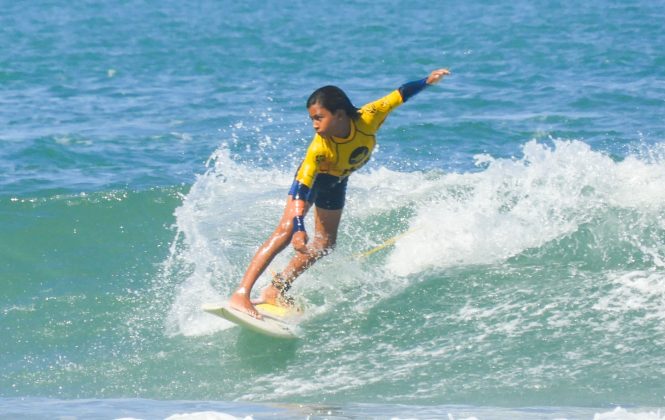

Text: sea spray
xmin=162 ymin=147 xmax=293 ymax=336
xmin=389 ymin=139 xmax=665 ymax=275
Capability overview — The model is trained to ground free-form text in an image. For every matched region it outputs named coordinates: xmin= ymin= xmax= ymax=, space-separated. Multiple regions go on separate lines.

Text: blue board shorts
xmin=288 ymin=174 xmax=348 ymax=210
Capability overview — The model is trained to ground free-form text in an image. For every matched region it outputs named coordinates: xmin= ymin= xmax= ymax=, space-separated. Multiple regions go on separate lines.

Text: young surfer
xmin=230 ymin=68 xmax=451 ymax=318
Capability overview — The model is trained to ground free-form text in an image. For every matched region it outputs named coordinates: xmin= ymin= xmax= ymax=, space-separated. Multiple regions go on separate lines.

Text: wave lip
xmin=388 ymin=139 xmax=665 ymax=276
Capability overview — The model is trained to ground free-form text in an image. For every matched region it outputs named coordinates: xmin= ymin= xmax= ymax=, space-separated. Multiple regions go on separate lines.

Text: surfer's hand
xmin=426 ymin=68 xmax=451 ymax=85
xmin=291 ymin=231 xmax=308 ymax=253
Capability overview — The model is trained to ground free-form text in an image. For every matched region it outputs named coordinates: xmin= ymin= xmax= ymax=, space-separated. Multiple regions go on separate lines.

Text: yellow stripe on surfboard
xmin=256 ymin=303 xmax=291 ymax=318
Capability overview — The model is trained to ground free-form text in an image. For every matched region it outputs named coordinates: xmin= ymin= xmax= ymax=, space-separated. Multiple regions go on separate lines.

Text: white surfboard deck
xmin=202 ymin=301 xmax=300 ymax=339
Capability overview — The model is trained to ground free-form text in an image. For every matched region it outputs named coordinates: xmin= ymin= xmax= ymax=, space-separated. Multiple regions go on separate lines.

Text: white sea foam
xmin=593 ymin=407 xmax=664 ymax=420
xmin=115 ymin=407 xmax=665 ymax=420
xmin=164 ymin=412 xmax=251 ymax=420
xmin=387 ymin=139 xmax=665 ymax=275
xmin=154 ymin=406 xmax=665 ymax=420
xmin=593 ymin=270 xmax=665 ymax=326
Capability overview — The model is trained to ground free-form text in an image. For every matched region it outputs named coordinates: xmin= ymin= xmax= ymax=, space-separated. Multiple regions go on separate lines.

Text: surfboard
xmin=202 ymin=301 xmax=300 ymax=339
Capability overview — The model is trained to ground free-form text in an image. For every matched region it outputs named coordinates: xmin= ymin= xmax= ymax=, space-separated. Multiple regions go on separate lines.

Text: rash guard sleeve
xmin=398 ymin=78 xmax=428 ymax=102
xmin=290 ymin=136 xmax=326 ymax=200
xmin=295 ymin=138 xmax=323 ymax=188
xmin=359 ymin=89 xmax=404 ymax=132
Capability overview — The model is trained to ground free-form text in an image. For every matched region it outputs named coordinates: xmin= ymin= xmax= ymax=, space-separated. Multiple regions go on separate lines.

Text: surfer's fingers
xmin=426 ymin=68 xmax=451 ymax=84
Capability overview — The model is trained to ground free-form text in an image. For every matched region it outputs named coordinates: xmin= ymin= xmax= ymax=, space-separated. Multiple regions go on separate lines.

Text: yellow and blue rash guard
xmin=289 ymin=78 xmax=428 ymax=210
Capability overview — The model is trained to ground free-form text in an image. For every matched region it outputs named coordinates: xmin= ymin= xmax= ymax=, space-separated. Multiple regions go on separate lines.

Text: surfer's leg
xmin=285 ymin=206 xmax=342 ymax=278
xmin=261 ymin=206 xmax=343 ymax=305
xmin=230 ymin=196 xmax=311 ymax=317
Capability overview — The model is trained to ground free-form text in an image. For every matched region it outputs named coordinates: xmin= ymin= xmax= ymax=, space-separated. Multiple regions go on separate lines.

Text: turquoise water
xmin=2 ymin=0 xmax=665 ymax=419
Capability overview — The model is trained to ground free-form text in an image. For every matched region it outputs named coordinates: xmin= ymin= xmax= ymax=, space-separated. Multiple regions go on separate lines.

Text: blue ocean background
xmin=2 ymin=0 xmax=665 ymax=419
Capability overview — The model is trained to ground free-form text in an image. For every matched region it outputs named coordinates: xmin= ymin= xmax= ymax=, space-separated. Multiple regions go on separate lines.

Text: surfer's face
xmin=308 ymin=103 xmax=347 ymax=138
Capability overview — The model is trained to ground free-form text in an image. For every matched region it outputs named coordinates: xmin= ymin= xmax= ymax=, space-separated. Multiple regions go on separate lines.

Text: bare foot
xmin=254 ymin=285 xmax=296 ymax=309
xmin=229 ymin=290 xmax=261 ymax=319
xmin=255 ymin=284 xmax=280 ymax=306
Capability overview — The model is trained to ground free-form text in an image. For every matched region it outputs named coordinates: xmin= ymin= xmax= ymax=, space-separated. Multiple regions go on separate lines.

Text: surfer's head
xmin=306 ymin=86 xmax=359 ymax=138
xmin=306 ymin=86 xmax=360 ymax=120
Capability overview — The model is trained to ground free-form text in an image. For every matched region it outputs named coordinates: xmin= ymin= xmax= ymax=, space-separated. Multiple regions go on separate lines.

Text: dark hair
xmin=306 ymin=85 xmax=360 ymax=120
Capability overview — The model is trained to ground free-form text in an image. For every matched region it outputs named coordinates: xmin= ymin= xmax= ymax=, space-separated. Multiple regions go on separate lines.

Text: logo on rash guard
xmin=349 ymin=146 xmax=369 ymax=165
